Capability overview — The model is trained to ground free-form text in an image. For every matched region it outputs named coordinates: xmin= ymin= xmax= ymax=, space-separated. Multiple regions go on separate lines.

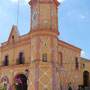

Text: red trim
xmin=36 ymin=36 xmax=40 ymax=59
xmin=1 ymin=31 xmax=59 ymax=50
xmin=58 ymin=43 xmax=81 ymax=53
xmin=51 ymin=36 xmax=57 ymax=90
xmin=30 ymin=39 xmax=31 ymax=64
xmin=7 ymin=26 xmax=15 ymax=44
xmin=51 ymin=1 xmax=53 ymax=29
xmin=56 ymin=7 xmax=58 ymax=30
xmin=38 ymin=2 xmax=40 ymax=28
xmin=1 ymin=37 xmax=30 ymax=49
xmin=29 ymin=0 xmax=60 ymax=6
xmin=30 ymin=28 xmax=60 ymax=35
xmin=35 ymin=36 xmax=40 ymax=90
xmin=35 ymin=60 xmax=39 ymax=90
xmin=39 ymin=1 xmax=51 ymax=4
xmin=14 ymin=72 xmax=28 ymax=81
xmin=19 ymin=33 xmax=29 ymax=38
xmin=0 ymin=64 xmax=29 ymax=69
xmin=1 ymin=43 xmax=29 ymax=52
xmin=53 ymin=0 xmax=60 ymax=6
xmin=29 ymin=0 xmax=37 ymax=6
xmin=58 ymin=39 xmax=81 ymax=51
xmin=1 ymin=36 xmax=81 ymax=53
xmin=30 ymin=34 xmax=58 ymax=40
xmin=51 ymin=36 xmax=54 ymax=62
xmin=7 ymin=25 xmax=20 ymax=44
xmin=52 ymin=62 xmax=57 ymax=90
xmin=59 ymin=71 xmax=61 ymax=90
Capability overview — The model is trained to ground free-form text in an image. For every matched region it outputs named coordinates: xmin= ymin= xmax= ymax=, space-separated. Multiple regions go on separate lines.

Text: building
xmin=81 ymin=58 xmax=90 ymax=88
xmin=0 ymin=0 xmax=90 ymax=90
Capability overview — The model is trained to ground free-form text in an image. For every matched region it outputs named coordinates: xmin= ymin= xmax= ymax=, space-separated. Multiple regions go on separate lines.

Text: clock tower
xmin=29 ymin=0 xmax=60 ymax=32
xmin=28 ymin=0 xmax=60 ymax=90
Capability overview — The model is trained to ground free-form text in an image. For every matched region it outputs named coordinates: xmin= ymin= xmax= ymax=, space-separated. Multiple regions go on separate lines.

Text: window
xmin=58 ymin=52 xmax=62 ymax=65
xmin=12 ymin=35 xmax=14 ymax=42
xmin=42 ymin=54 xmax=47 ymax=62
xmin=1 ymin=76 xmax=9 ymax=86
xmin=19 ymin=52 xmax=24 ymax=64
xmin=75 ymin=57 xmax=79 ymax=70
xmin=4 ymin=56 xmax=9 ymax=66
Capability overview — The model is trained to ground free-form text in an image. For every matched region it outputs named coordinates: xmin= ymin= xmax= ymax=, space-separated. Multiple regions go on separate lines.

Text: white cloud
xmin=24 ymin=0 xmax=30 ymax=5
xmin=10 ymin=0 xmax=30 ymax=5
xmin=81 ymin=51 xmax=85 ymax=56
xmin=58 ymin=0 xmax=64 ymax=3
xmin=80 ymin=15 xmax=86 ymax=19
xmin=10 ymin=0 xmax=63 ymax=5
xmin=10 ymin=0 xmax=18 ymax=3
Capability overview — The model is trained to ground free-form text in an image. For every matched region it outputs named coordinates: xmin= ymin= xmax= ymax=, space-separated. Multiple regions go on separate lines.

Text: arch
xmin=83 ymin=70 xmax=89 ymax=87
xmin=1 ymin=76 xmax=9 ymax=83
xmin=14 ymin=72 xmax=27 ymax=90
xmin=18 ymin=50 xmax=25 ymax=57
xmin=14 ymin=72 xmax=27 ymax=81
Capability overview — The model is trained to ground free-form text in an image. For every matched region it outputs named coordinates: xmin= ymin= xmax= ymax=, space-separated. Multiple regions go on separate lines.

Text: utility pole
xmin=17 ymin=0 xmax=20 ymax=28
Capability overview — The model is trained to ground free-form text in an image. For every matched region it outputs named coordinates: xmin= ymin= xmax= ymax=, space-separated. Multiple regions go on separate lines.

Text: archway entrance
xmin=15 ymin=74 xmax=27 ymax=90
xmin=83 ymin=71 xmax=89 ymax=87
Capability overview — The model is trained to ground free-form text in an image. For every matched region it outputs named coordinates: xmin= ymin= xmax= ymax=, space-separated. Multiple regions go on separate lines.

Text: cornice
xmin=58 ymin=39 xmax=82 ymax=53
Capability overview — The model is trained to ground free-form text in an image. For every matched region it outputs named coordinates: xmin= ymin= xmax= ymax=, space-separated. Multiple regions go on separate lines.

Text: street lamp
xmin=25 ymin=69 xmax=29 ymax=75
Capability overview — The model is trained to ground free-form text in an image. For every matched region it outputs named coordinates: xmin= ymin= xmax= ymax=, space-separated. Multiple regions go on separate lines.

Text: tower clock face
xmin=32 ymin=12 xmax=37 ymax=22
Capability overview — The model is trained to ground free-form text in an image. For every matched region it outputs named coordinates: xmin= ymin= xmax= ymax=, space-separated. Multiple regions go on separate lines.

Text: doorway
xmin=83 ymin=71 xmax=89 ymax=87
xmin=15 ymin=74 xmax=27 ymax=90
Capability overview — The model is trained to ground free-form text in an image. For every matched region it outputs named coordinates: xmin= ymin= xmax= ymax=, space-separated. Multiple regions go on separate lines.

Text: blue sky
xmin=0 ymin=0 xmax=90 ymax=59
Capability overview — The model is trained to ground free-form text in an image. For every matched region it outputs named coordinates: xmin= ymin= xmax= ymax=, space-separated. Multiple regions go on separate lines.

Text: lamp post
xmin=25 ymin=69 xmax=29 ymax=75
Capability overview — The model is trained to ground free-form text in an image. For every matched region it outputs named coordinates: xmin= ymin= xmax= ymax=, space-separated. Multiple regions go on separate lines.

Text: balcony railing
xmin=16 ymin=58 xmax=25 ymax=65
xmin=0 ymin=58 xmax=26 ymax=67
xmin=2 ymin=60 xmax=9 ymax=66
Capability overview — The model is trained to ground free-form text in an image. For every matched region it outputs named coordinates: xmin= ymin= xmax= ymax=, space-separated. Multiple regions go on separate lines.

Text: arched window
xmin=75 ymin=57 xmax=79 ymax=70
xmin=4 ymin=56 xmax=9 ymax=66
xmin=12 ymin=35 xmax=14 ymax=42
xmin=19 ymin=52 xmax=24 ymax=64
xmin=58 ymin=52 xmax=62 ymax=65
xmin=1 ymin=76 xmax=9 ymax=86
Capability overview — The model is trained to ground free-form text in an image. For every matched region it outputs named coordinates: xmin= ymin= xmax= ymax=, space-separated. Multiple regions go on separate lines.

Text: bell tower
xmin=28 ymin=0 xmax=60 ymax=90
xmin=29 ymin=0 xmax=60 ymax=32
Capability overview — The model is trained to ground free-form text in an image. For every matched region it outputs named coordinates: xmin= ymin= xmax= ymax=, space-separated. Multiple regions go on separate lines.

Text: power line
xmin=17 ymin=0 xmax=20 ymax=27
